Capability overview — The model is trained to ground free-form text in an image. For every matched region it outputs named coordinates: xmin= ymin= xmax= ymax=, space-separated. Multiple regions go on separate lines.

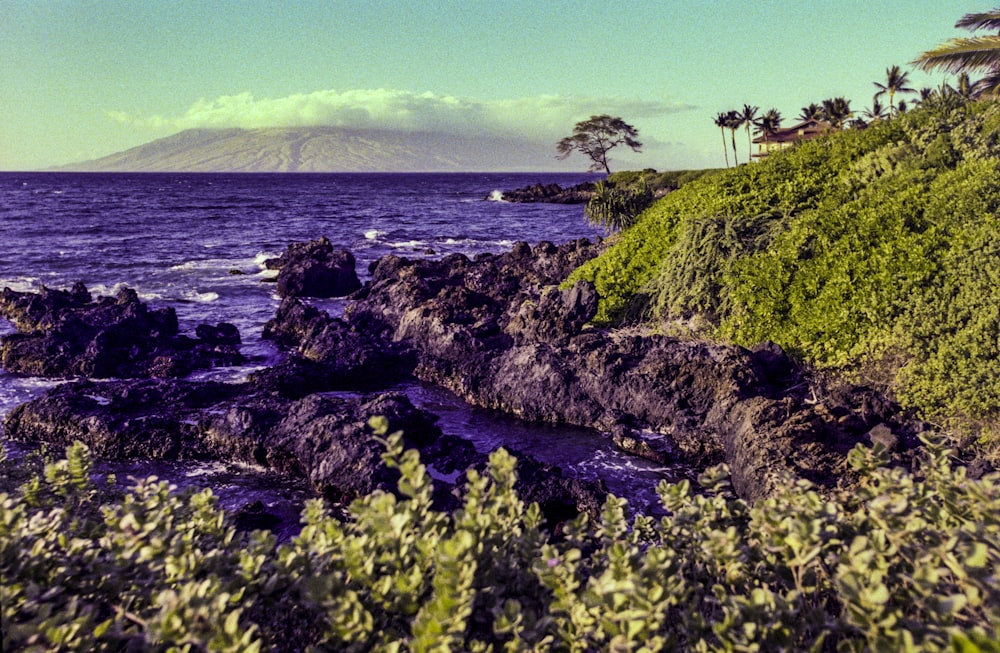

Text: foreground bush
xmin=3 ymin=428 xmax=1000 ymax=651
xmin=569 ymin=97 xmax=1000 ymax=429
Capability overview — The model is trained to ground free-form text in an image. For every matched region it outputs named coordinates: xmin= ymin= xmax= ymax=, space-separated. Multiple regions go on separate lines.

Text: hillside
xmin=54 ymin=126 xmax=572 ymax=173
xmin=570 ymin=95 xmax=1000 ymax=429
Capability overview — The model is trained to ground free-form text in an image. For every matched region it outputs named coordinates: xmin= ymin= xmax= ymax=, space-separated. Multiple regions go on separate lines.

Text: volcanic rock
xmin=0 ymin=284 xmax=244 ymax=378
xmin=264 ymin=237 xmax=362 ymax=298
xmin=264 ymin=239 xmax=915 ymax=501
xmin=3 ymin=375 xmax=607 ymax=522
xmin=500 ymin=182 xmax=596 ymax=203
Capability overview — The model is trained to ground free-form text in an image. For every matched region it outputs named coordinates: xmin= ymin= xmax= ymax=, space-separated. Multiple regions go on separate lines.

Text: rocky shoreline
xmin=499 ymin=182 xmax=596 ymax=203
xmin=0 ymin=236 xmax=930 ymax=531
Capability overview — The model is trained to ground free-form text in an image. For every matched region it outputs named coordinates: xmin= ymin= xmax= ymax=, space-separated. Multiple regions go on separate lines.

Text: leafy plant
xmin=4 ymin=433 xmax=1000 ymax=651
xmin=584 ymin=180 xmax=654 ymax=233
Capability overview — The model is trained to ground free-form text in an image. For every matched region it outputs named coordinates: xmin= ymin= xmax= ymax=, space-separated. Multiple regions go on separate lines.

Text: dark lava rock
xmin=233 ymin=500 xmax=282 ymax=532
xmin=3 ymin=376 xmax=606 ymax=523
xmin=265 ymin=237 xmax=362 ymax=298
xmin=500 ymin=182 xmax=596 ymax=204
xmin=0 ymin=284 xmax=244 ymax=378
xmin=261 ymin=297 xmax=414 ymax=394
xmin=264 ymin=237 xmax=915 ymax=501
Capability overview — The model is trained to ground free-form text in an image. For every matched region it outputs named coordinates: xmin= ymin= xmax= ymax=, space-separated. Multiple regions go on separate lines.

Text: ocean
xmin=0 ymin=171 xmax=677 ymax=514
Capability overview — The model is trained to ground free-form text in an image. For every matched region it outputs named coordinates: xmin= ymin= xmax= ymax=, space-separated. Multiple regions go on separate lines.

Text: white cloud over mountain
xmin=108 ymin=88 xmax=693 ymax=141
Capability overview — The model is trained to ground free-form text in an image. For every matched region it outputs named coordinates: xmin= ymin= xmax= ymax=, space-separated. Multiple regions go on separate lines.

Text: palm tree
xmin=821 ymin=97 xmax=854 ymax=129
xmin=862 ymin=97 xmax=889 ymax=122
xmin=713 ymin=112 xmax=731 ymax=168
xmin=914 ymin=7 xmax=1000 ymax=96
xmin=798 ymin=103 xmax=824 ymax=122
xmin=873 ymin=65 xmax=915 ymax=116
xmin=753 ymin=108 xmax=783 ymax=153
xmin=955 ymin=71 xmax=985 ymax=98
xmin=725 ymin=110 xmax=743 ymax=166
xmin=740 ymin=104 xmax=758 ymax=162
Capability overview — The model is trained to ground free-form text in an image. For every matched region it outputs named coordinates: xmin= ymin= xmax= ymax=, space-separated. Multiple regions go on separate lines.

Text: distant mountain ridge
xmin=54 ymin=127 xmax=574 ymax=173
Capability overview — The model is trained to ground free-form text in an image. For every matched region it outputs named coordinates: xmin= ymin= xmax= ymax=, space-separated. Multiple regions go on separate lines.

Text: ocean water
xmin=0 ymin=172 xmax=678 ymax=514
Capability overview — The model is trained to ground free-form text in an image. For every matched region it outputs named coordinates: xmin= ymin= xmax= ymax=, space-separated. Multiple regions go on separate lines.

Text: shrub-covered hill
xmin=569 ymin=96 xmax=1000 ymax=428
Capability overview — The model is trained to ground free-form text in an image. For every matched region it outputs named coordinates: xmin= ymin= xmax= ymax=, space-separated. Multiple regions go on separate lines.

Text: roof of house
xmin=752 ymin=119 xmax=832 ymax=145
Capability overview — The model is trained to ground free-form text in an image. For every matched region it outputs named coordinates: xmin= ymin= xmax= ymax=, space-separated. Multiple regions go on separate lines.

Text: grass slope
xmin=570 ymin=96 xmax=1000 ymax=428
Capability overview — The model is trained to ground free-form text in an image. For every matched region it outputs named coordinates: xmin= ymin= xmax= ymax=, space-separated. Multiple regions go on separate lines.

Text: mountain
xmin=54 ymin=127 xmax=575 ymax=173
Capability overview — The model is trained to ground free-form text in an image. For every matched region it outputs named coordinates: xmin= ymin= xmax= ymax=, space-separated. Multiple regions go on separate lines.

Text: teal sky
xmin=0 ymin=0 xmax=988 ymax=171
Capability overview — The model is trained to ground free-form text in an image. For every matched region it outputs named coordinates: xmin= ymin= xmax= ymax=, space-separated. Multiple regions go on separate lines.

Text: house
xmin=751 ymin=119 xmax=832 ymax=158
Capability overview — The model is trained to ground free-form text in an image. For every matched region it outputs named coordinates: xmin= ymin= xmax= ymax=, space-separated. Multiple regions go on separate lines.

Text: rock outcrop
xmin=264 ymin=237 xmax=362 ymax=298
xmin=265 ymin=239 xmax=916 ymax=501
xmin=0 ymin=284 xmax=244 ymax=378
xmin=2 ymin=373 xmax=606 ymax=522
xmin=500 ymin=182 xmax=596 ymax=203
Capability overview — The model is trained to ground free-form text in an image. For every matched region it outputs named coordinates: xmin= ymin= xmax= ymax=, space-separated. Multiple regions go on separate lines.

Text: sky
xmin=0 ymin=0 xmax=990 ymax=171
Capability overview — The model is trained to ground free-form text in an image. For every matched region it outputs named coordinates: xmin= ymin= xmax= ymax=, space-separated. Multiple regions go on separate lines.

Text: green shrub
xmin=4 ymin=433 xmax=1000 ymax=652
xmin=584 ymin=180 xmax=654 ymax=233
xmin=570 ymin=98 xmax=1000 ymax=426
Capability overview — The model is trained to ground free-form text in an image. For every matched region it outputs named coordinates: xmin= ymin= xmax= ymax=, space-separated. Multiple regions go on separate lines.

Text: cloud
xmin=109 ymin=88 xmax=694 ymax=141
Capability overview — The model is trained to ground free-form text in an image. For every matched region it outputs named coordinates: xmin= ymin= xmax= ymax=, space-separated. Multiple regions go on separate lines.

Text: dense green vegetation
xmin=569 ymin=96 xmax=1000 ymax=428
xmin=583 ymin=170 xmax=720 ymax=233
xmin=606 ymin=168 xmax=720 ymax=194
xmin=3 ymin=431 xmax=1000 ymax=651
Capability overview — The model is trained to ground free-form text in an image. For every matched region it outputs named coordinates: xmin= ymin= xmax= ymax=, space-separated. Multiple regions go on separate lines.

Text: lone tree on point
xmin=556 ymin=114 xmax=642 ymax=174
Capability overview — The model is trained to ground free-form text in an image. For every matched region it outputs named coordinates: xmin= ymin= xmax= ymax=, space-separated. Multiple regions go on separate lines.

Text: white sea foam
xmin=82 ymin=282 xmax=164 ymax=303
xmin=170 ymin=260 xmax=210 ymax=272
xmin=487 ymin=189 xmax=506 ymax=202
xmin=364 ymin=229 xmax=382 ymax=240
xmin=388 ymin=240 xmax=426 ymax=249
xmin=254 ymin=251 xmax=279 ymax=268
xmin=183 ymin=290 xmax=220 ymax=303
xmin=0 ymin=276 xmax=42 ymax=293
xmin=170 ymin=255 xmax=257 ymax=273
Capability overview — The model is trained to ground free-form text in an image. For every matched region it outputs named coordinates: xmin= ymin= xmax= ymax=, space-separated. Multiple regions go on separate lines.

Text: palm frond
xmin=955 ymin=9 xmax=1000 ymax=32
xmin=977 ymin=69 xmax=1000 ymax=96
xmin=914 ymin=36 xmax=1000 ymax=73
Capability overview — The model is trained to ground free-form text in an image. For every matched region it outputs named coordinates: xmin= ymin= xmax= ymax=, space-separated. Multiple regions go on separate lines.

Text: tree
xmin=713 ymin=112 xmax=732 ymax=168
xmin=862 ymin=97 xmax=889 ymax=122
xmin=556 ymin=114 xmax=642 ymax=174
xmin=873 ymin=65 xmax=915 ymax=116
xmin=915 ymin=87 xmax=935 ymax=106
xmin=725 ymin=110 xmax=743 ymax=166
xmin=753 ymin=108 xmax=783 ymax=144
xmin=752 ymin=108 xmax=782 ymax=158
xmin=914 ymin=7 xmax=1000 ymax=96
xmin=821 ymin=97 xmax=854 ymax=129
xmin=799 ymin=103 xmax=824 ymax=122
xmin=955 ymin=71 xmax=985 ymax=98
xmin=740 ymin=104 xmax=759 ymax=162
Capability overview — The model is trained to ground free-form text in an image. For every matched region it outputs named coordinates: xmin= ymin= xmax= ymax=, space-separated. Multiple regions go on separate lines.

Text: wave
xmin=85 ymin=282 xmax=164 ymax=302
xmin=364 ymin=229 xmax=382 ymax=240
xmin=388 ymin=240 xmax=427 ymax=249
xmin=0 ymin=276 xmax=43 ymax=292
xmin=254 ymin=251 xmax=279 ymax=267
xmin=487 ymin=189 xmax=506 ymax=202
xmin=441 ymin=237 xmax=515 ymax=248
xmin=181 ymin=290 xmax=220 ymax=303
xmin=170 ymin=259 xmax=225 ymax=272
